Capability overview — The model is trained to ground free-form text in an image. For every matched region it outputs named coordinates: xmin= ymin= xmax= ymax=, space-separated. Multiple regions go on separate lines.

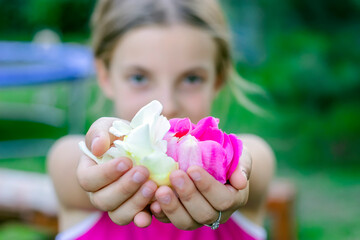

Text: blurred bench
xmin=0 ymin=170 xmax=297 ymax=239
xmin=0 ymin=169 xmax=58 ymax=235
xmin=266 ymin=179 xmax=297 ymax=240
xmin=0 ymin=41 xmax=95 ymax=159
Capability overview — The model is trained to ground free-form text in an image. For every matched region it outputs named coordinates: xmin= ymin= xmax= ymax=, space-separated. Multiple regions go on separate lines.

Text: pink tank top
xmin=56 ymin=211 xmax=266 ymax=240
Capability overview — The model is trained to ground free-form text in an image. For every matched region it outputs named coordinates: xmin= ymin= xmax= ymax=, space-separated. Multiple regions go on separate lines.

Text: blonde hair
xmin=91 ymin=0 xmax=265 ymax=114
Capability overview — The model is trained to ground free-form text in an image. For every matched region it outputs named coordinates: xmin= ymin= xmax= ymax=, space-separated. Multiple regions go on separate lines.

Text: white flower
xmin=79 ymin=100 xmax=178 ymax=186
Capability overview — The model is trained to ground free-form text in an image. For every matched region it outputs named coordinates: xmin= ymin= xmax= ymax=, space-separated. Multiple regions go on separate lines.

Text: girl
xmin=48 ymin=0 xmax=275 ymax=239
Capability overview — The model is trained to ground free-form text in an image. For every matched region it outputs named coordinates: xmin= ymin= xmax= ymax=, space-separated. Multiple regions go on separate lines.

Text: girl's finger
xmin=229 ymin=164 xmax=248 ymax=190
xmin=90 ymin=166 xmax=149 ymax=211
xmin=150 ymin=201 xmax=171 ymax=223
xmin=155 ymin=186 xmax=200 ymax=230
xmin=77 ymin=155 xmax=132 ymax=192
xmin=187 ymin=166 xmax=249 ymax=213
xmin=133 ymin=210 xmax=153 ymax=228
xmin=109 ymin=180 xmax=157 ymax=226
xmin=169 ymin=170 xmax=220 ymax=225
xmin=85 ymin=117 xmax=120 ymax=156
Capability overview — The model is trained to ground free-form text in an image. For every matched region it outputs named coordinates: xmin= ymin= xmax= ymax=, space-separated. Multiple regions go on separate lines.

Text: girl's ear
xmin=95 ymin=59 xmax=115 ymax=99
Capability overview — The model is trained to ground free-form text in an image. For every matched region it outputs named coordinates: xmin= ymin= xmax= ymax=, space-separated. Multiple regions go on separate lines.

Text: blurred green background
xmin=0 ymin=0 xmax=359 ymax=239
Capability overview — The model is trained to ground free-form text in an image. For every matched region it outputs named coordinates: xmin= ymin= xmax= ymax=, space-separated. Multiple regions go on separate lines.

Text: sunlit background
xmin=0 ymin=0 xmax=359 ymax=239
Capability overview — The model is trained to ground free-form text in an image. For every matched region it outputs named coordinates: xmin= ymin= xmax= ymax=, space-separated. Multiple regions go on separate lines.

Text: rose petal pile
xmin=165 ymin=117 xmax=242 ymax=184
xmin=79 ymin=100 xmax=242 ymax=186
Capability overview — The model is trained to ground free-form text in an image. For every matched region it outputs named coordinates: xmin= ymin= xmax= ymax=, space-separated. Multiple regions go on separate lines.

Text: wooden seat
xmin=266 ymin=179 xmax=297 ymax=240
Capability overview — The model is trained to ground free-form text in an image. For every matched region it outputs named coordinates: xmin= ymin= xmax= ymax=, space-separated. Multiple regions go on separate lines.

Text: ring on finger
xmin=204 ymin=211 xmax=222 ymax=230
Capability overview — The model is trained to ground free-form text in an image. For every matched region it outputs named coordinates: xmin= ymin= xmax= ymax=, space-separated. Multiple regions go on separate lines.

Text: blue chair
xmin=0 ymin=41 xmax=95 ymax=159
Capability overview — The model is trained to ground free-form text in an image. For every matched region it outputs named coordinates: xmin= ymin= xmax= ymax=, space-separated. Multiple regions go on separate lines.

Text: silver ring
xmin=204 ymin=211 xmax=222 ymax=230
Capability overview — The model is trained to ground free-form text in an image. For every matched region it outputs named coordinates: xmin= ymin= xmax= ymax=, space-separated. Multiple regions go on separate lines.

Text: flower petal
xmin=109 ymin=120 xmax=132 ymax=137
xmin=140 ymin=151 xmax=178 ymax=186
xmin=130 ymin=100 xmax=162 ymax=128
xmin=150 ymin=115 xmax=170 ymax=152
xmin=198 ymin=140 xmax=227 ymax=183
xmin=173 ymin=118 xmax=193 ymax=138
xmin=165 ymin=135 xmax=178 ymax=160
xmin=177 ymin=135 xmax=202 ymax=171
xmin=222 ymin=133 xmax=234 ymax=168
xmin=169 ymin=118 xmax=182 ymax=132
xmin=197 ymin=127 xmax=224 ymax=145
xmin=101 ymin=146 xmax=128 ymax=163
xmin=190 ymin=117 xmax=219 ymax=139
xmin=124 ymin=124 xmax=153 ymax=162
xmin=226 ymin=134 xmax=242 ymax=179
xmin=78 ymin=141 xmax=101 ymax=163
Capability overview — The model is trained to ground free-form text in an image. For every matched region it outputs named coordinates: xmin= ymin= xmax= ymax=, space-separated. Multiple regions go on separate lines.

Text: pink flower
xmin=165 ymin=117 xmax=243 ymax=183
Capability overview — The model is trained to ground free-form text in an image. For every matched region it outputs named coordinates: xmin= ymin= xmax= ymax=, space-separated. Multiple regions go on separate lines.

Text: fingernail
xmin=172 ymin=177 xmax=184 ymax=189
xmin=117 ymin=161 xmax=129 ymax=172
xmin=152 ymin=203 xmax=161 ymax=214
xmin=158 ymin=195 xmax=171 ymax=204
xmin=132 ymin=171 xmax=146 ymax=183
xmin=91 ymin=137 xmax=100 ymax=152
xmin=142 ymin=186 xmax=154 ymax=198
xmin=241 ymin=167 xmax=248 ymax=180
xmin=189 ymin=171 xmax=201 ymax=181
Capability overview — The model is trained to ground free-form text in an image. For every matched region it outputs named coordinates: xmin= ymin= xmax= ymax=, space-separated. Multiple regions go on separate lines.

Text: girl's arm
xmin=238 ymin=134 xmax=276 ymax=225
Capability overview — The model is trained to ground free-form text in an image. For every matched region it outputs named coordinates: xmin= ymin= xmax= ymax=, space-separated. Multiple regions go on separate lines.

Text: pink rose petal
xmin=173 ymin=118 xmax=193 ymax=138
xmin=190 ymin=117 xmax=219 ymax=139
xmin=176 ymin=136 xmax=202 ymax=171
xmin=198 ymin=140 xmax=227 ymax=183
xmin=166 ymin=116 xmax=242 ymax=184
xmin=226 ymin=134 xmax=242 ymax=179
xmin=197 ymin=127 xmax=224 ymax=145
xmin=165 ymin=135 xmax=178 ymax=161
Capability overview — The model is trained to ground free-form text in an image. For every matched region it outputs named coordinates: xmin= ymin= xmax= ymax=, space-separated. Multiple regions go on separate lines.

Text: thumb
xmin=85 ymin=117 xmax=119 ymax=156
xmin=229 ymin=146 xmax=252 ymax=190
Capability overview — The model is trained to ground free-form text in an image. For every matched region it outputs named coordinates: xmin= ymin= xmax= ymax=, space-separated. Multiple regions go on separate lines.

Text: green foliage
xmin=0 ymin=0 xmax=96 ymax=39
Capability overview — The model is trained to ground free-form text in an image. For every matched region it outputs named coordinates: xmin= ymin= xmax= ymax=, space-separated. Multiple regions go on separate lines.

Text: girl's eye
xmin=183 ymin=75 xmax=203 ymax=85
xmin=128 ymin=74 xmax=148 ymax=86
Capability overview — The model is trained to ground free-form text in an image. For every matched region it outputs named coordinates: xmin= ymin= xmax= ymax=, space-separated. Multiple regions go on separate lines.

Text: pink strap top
xmin=56 ymin=211 xmax=266 ymax=240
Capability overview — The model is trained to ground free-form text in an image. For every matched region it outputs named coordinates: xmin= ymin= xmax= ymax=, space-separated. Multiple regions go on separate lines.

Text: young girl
xmin=48 ymin=0 xmax=275 ymax=239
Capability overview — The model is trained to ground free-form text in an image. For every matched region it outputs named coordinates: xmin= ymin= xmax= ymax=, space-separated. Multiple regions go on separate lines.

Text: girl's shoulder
xmin=49 ymin=134 xmax=85 ymax=156
xmin=237 ymin=134 xmax=275 ymax=166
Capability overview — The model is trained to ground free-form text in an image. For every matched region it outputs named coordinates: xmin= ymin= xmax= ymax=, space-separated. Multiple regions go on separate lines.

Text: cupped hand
xmin=78 ymin=117 xmax=157 ymax=227
xmin=150 ymin=148 xmax=252 ymax=230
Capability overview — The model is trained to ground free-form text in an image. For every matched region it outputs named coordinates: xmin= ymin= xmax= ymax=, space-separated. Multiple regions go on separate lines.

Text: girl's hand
xmin=77 ymin=117 xmax=157 ymax=228
xmin=150 ymin=152 xmax=251 ymax=230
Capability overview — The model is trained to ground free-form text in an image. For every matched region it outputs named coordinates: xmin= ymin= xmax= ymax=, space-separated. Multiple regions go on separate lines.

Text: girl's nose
xmin=157 ymin=91 xmax=178 ymax=119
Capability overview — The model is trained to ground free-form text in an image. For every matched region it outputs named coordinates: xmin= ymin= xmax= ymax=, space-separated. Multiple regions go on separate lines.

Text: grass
xmin=0 ymin=222 xmax=51 ymax=240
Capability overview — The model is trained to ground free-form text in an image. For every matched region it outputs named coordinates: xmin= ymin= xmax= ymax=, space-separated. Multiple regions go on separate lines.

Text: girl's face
xmin=98 ymin=25 xmax=221 ymax=123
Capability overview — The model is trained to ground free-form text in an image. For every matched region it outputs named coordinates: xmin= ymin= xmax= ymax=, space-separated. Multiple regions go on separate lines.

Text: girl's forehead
xmin=111 ymin=25 xmax=217 ymax=70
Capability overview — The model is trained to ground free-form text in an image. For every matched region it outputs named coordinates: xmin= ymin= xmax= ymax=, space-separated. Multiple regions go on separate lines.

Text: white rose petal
xmin=130 ymin=100 xmax=163 ymax=128
xmin=78 ymin=141 xmax=101 ymax=163
xmin=109 ymin=119 xmax=132 ymax=137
